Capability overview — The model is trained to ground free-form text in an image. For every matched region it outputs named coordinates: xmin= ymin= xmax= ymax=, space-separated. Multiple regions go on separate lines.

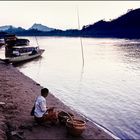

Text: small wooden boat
xmin=4 ymin=34 xmax=45 ymax=64
xmin=6 ymin=46 xmax=44 ymax=64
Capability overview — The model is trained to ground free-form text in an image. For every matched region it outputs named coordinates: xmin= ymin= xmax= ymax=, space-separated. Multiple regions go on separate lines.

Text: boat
xmin=4 ymin=34 xmax=45 ymax=64
xmin=0 ymin=38 xmax=5 ymax=47
xmin=7 ymin=46 xmax=45 ymax=64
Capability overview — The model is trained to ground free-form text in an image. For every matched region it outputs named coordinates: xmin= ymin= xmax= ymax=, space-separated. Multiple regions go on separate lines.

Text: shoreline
xmin=0 ymin=61 xmax=118 ymax=139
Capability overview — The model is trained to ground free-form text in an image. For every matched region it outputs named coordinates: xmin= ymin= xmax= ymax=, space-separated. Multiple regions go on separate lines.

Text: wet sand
xmin=0 ymin=61 xmax=117 ymax=140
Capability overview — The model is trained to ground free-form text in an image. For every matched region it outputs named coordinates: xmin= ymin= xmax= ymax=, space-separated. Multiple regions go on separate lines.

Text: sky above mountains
xmin=0 ymin=1 xmax=140 ymax=30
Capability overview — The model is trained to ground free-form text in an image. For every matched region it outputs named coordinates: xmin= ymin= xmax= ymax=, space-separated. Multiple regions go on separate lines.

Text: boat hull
xmin=7 ymin=49 xmax=44 ymax=64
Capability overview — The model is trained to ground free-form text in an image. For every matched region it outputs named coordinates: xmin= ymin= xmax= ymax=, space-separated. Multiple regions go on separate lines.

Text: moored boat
xmin=4 ymin=34 xmax=45 ymax=64
xmin=7 ymin=46 xmax=44 ymax=64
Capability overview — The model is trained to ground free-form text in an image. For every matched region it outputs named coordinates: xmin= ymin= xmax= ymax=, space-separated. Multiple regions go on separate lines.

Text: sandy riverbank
xmin=0 ymin=61 xmax=116 ymax=139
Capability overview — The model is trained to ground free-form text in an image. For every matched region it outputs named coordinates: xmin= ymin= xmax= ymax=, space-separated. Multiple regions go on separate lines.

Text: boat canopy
xmin=4 ymin=34 xmax=30 ymax=47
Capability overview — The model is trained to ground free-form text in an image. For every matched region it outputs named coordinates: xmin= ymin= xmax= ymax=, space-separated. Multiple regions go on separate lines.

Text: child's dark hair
xmin=41 ymin=88 xmax=49 ymax=96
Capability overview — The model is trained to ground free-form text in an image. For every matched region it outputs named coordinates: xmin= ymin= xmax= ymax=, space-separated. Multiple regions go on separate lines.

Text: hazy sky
xmin=0 ymin=1 xmax=140 ymax=30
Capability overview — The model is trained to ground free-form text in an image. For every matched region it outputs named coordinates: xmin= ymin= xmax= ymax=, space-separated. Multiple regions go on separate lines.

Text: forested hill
xmin=81 ymin=8 xmax=140 ymax=38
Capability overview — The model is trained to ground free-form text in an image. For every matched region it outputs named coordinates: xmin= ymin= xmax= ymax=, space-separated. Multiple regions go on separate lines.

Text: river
xmin=1 ymin=37 xmax=140 ymax=139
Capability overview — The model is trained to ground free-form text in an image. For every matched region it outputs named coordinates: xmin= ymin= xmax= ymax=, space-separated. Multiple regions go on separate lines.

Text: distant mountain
xmin=0 ymin=25 xmax=25 ymax=33
xmin=0 ymin=25 xmax=16 ymax=31
xmin=29 ymin=23 xmax=55 ymax=32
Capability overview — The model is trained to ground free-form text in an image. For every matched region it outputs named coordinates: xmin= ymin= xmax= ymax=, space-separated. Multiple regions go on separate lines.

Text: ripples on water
xmin=1 ymin=37 xmax=140 ymax=139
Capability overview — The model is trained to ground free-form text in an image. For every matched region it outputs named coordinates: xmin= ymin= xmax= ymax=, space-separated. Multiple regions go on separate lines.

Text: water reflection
xmin=117 ymin=41 xmax=140 ymax=60
xmin=115 ymin=41 xmax=140 ymax=71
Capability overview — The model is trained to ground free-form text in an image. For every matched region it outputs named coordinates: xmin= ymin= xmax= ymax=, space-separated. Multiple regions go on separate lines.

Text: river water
xmin=1 ymin=37 xmax=140 ymax=139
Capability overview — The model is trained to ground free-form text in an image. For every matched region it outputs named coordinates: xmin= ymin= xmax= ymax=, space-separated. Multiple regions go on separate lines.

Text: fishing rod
xmin=76 ymin=6 xmax=85 ymax=95
xmin=77 ymin=6 xmax=85 ymax=68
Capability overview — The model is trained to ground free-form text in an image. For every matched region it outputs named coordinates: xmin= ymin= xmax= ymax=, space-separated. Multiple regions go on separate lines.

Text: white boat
xmin=4 ymin=34 xmax=45 ymax=64
xmin=6 ymin=46 xmax=45 ymax=64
